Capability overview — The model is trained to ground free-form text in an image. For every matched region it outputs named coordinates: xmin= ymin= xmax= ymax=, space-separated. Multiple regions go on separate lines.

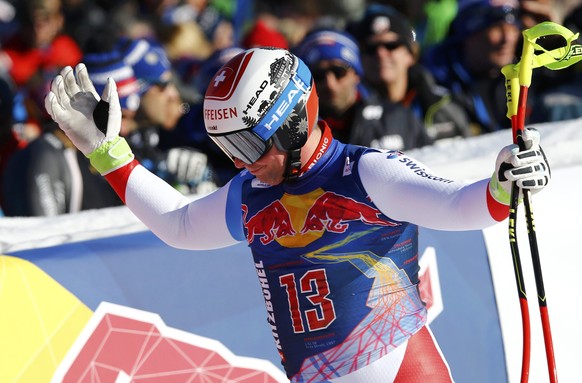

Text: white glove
xmin=490 ymin=127 xmax=551 ymax=204
xmin=45 ymin=64 xmax=133 ymax=174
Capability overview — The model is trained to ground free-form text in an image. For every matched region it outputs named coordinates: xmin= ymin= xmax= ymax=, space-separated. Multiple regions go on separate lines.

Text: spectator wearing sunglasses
xmin=295 ymin=28 xmax=432 ymax=151
xmin=347 ymin=4 xmax=471 ymax=140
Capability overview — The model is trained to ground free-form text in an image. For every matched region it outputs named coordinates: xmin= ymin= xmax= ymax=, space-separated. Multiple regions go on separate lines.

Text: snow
xmin=407 ymin=117 xmax=582 ymax=181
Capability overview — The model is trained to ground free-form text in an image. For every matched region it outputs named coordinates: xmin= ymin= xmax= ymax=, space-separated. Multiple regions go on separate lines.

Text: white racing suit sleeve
xmin=358 ymin=151 xmax=504 ymax=230
xmin=124 ymin=164 xmax=239 ymax=250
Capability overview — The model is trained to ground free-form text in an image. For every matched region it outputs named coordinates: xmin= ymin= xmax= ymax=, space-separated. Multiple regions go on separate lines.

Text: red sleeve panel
xmin=104 ymin=159 xmax=139 ymax=204
xmin=486 ymin=181 xmax=510 ymax=222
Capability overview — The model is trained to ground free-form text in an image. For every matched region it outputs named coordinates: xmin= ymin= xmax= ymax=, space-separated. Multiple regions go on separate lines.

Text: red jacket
xmin=2 ymin=34 xmax=82 ymax=86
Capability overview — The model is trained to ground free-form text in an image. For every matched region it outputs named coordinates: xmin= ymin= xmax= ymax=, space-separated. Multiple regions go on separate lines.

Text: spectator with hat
xmin=348 ymin=3 xmax=471 ymax=140
xmin=116 ymin=37 xmax=184 ymax=132
xmin=160 ymin=46 xmax=245 ymax=186
xmin=421 ymin=0 xmax=530 ymax=134
xmin=295 ymin=28 xmax=432 ymax=150
xmin=82 ymin=49 xmax=142 ymax=135
xmin=85 ymin=38 xmax=219 ymax=195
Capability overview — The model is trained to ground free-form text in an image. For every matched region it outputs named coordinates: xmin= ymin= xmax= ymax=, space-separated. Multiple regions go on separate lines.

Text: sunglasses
xmin=152 ymin=79 xmax=172 ymax=89
xmin=364 ymin=40 xmax=406 ymax=55
xmin=312 ymin=64 xmax=352 ymax=82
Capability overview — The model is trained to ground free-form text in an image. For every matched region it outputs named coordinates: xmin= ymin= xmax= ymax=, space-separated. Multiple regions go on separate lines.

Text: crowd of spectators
xmin=0 ymin=0 xmax=580 ymax=216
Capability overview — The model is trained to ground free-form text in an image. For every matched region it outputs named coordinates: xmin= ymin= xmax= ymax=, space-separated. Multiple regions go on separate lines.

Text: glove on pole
xmin=500 ymin=21 xmax=582 ymax=383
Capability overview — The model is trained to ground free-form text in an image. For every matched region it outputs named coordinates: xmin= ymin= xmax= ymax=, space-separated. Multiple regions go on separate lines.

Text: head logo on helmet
xmin=204 ymin=47 xmax=319 ymax=174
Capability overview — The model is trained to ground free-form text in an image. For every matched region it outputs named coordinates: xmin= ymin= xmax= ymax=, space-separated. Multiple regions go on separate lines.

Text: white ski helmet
xmin=203 ymin=47 xmax=318 ymax=176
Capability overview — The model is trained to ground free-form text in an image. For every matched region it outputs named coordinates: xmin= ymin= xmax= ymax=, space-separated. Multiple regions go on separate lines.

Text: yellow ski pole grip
xmin=501 ymin=64 xmax=519 ymax=120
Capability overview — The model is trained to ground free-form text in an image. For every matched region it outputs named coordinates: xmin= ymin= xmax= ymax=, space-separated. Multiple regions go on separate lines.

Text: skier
xmin=45 ymin=47 xmax=550 ymax=382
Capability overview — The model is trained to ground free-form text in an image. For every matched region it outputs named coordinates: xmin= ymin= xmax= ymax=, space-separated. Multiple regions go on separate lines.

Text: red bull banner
xmin=0 ymin=225 xmax=505 ymax=383
xmin=52 ymin=302 xmax=287 ymax=382
xmin=0 ymin=235 xmax=289 ymax=383
xmin=0 ymin=255 xmax=92 ymax=383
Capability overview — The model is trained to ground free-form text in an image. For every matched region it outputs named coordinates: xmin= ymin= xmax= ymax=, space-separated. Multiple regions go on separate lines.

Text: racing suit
xmin=104 ymin=122 xmax=508 ymax=382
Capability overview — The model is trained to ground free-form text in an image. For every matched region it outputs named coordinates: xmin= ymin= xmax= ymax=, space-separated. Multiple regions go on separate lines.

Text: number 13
xmin=279 ymin=269 xmax=337 ymax=333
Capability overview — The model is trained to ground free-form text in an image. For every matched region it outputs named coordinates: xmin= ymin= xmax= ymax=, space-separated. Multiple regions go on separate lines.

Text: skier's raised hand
xmin=45 ymin=64 xmax=134 ymax=175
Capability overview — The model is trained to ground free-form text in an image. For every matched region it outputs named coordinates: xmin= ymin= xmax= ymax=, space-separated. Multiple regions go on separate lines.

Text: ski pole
xmin=501 ymin=62 xmax=531 ymax=383
xmin=516 ymin=23 xmax=581 ymax=383
xmin=502 ymin=21 xmax=582 ymax=383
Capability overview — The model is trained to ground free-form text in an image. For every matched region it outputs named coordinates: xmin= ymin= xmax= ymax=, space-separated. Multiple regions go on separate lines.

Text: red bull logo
xmin=243 ymin=190 xmax=398 ymax=246
xmin=301 ymin=191 xmax=398 ymax=233
xmin=243 ymin=201 xmax=296 ymax=244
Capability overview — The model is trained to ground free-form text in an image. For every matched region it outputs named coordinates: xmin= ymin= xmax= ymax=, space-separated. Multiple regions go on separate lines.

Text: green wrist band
xmin=87 ymin=136 xmax=134 ymax=175
xmin=489 ymin=172 xmax=511 ymax=205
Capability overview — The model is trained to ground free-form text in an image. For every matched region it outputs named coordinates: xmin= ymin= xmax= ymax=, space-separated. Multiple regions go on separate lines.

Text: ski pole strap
xmin=518 ymin=21 xmax=581 ymax=87
xmin=543 ymin=43 xmax=582 ymax=70
xmin=512 ymin=39 xmax=582 ymax=73
xmin=502 ymin=22 xmax=582 ymax=120
xmin=521 ymin=22 xmax=573 ymax=86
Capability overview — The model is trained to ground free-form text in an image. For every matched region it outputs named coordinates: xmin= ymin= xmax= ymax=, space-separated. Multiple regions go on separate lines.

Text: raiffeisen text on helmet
xmin=204 ymin=106 xmax=238 ymax=121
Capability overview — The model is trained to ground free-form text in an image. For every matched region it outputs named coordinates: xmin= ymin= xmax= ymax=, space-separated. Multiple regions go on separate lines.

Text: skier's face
xmin=233 ymin=144 xmax=287 ymax=186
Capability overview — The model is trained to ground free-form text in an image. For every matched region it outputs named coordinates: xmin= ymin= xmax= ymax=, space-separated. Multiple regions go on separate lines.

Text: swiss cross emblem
xmin=205 ymin=50 xmax=254 ymax=101
xmin=213 ymin=70 xmax=227 ymax=87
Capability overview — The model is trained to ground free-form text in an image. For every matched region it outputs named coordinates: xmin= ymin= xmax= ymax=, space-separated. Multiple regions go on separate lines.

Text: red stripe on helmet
xmin=205 ymin=50 xmax=254 ymax=101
